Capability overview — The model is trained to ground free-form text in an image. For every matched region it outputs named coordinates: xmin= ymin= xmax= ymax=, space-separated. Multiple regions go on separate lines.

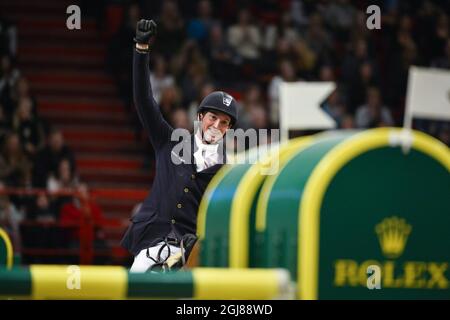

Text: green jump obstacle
xmin=0 ymin=228 xmax=13 ymax=269
xmin=197 ymin=137 xmax=313 ymax=268
xmin=198 ymin=128 xmax=450 ymax=299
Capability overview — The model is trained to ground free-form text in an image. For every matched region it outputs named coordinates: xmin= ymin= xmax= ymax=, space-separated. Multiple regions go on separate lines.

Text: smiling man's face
xmin=199 ymin=110 xmax=231 ymax=144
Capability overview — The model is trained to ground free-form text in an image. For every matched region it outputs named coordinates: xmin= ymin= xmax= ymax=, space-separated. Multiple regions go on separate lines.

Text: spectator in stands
xmin=173 ymin=40 xmax=209 ymax=106
xmin=304 ymin=13 xmax=333 ymax=67
xmin=21 ymin=192 xmax=59 ymax=258
xmin=244 ymin=84 xmax=269 ymax=131
xmin=341 ymin=38 xmax=378 ymax=112
xmin=188 ymin=82 xmax=215 ymax=122
xmin=268 ymin=59 xmax=298 ymax=125
xmin=323 ymin=0 xmax=356 ymax=41
xmin=248 ymin=105 xmax=270 ymax=130
xmin=149 ymin=54 xmax=174 ymax=104
xmin=0 ymin=103 xmax=11 ymax=145
xmin=245 ymin=83 xmax=264 ymax=106
xmin=207 ymin=23 xmax=240 ymax=82
xmin=59 ymin=183 xmax=100 ymax=223
xmin=273 ymin=38 xmax=296 ymax=66
xmin=227 ymin=8 xmax=262 ymax=62
xmin=12 ymin=97 xmax=45 ymax=157
xmin=237 ymin=84 xmax=264 ymax=131
xmin=0 ymin=16 xmax=16 ymax=56
xmin=264 ymin=12 xmax=300 ymax=52
xmin=319 ymin=64 xmax=335 ymax=82
xmin=292 ymin=37 xmax=317 ymax=76
xmin=290 ymin=0 xmax=309 ymax=29
xmin=59 ymin=183 xmax=108 ymax=252
xmin=11 ymin=76 xmax=37 ymax=116
xmin=154 ymin=0 xmax=186 ymax=59
xmin=387 ymin=32 xmax=419 ymax=111
xmin=341 ymin=114 xmax=356 ymax=129
xmin=0 ymin=186 xmax=23 ymax=253
xmin=347 ymin=61 xmax=379 ymax=114
xmin=158 ymin=85 xmax=182 ymax=121
xmin=11 ymin=76 xmax=49 ymax=135
xmin=0 ymin=132 xmax=31 ymax=188
xmin=323 ymin=90 xmax=347 ymax=128
xmin=187 ymin=0 xmax=216 ymax=51
xmin=180 ymin=65 xmax=208 ymax=107
xmin=32 ymin=129 xmax=75 ymax=188
xmin=169 ymin=108 xmax=192 ymax=131
xmin=253 ymin=0 xmax=284 ymax=24
xmin=415 ymin=0 xmax=436 ymax=58
xmin=341 ymin=38 xmax=370 ymax=85
xmin=47 ymin=158 xmax=80 ymax=216
xmin=349 ymin=10 xmax=371 ymax=44
xmin=0 ymin=54 xmax=20 ymax=118
xmin=429 ymin=13 xmax=449 ymax=62
xmin=27 ymin=192 xmax=57 ymax=223
xmin=47 ymin=158 xmax=79 ymax=193
xmin=355 ymin=87 xmax=394 ymax=128
xmin=431 ymin=38 xmax=450 ymax=69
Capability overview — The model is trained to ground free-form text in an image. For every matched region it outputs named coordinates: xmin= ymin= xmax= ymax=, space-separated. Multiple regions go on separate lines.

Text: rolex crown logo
xmin=375 ymin=216 xmax=412 ymax=259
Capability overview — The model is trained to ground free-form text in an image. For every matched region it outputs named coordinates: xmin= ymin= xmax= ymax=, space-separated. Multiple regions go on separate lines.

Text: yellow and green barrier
xmin=198 ymin=128 xmax=450 ymax=299
xmin=197 ymin=137 xmax=313 ymax=268
xmin=254 ymin=136 xmax=319 ymax=273
xmin=0 ymin=265 xmax=292 ymax=299
xmin=0 ymin=228 xmax=13 ymax=269
xmin=292 ymin=128 xmax=450 ymax=299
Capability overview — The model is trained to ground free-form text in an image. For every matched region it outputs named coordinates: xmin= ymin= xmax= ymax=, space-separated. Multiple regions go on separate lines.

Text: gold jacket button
xmin=191 ymin=174 xmax=196 ymax=180
xmin=177 ymin=203 xmax=182 ymax=209
xmin=171 ymin=219 xmax=176 ymax=224
xmin=184 ymin=188 xmax=189 ymax=193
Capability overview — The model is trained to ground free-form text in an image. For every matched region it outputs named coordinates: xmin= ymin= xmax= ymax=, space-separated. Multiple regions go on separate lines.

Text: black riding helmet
xmin=197 ymin=91 xmax=238 ymax=128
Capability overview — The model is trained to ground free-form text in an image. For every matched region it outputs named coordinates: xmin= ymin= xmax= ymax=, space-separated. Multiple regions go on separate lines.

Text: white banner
xmin=405 ymin=67 xmax=450 ymax=128
xmin=279 ymin=82 xmax=336 ymax=141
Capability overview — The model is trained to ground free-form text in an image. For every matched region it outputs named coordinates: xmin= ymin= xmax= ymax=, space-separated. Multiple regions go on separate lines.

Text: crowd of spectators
xmin=0 ymin=15 xmax=107 ymax=262
xmin=106 ymin=0 xmax=449 ymax=145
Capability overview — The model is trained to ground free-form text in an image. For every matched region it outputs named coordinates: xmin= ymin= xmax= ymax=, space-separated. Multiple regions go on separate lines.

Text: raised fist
xmin=134 ymin=19 xmax=157 ymax=44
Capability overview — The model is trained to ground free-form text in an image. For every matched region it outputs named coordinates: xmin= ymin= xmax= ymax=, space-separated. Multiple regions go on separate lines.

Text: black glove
xmin=134 ymin=19 xmax=157 ymax=44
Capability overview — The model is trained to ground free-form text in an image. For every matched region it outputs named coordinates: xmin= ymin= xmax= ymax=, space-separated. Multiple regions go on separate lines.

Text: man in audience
xmin=33 ymin=129 xmax=75 ymax=188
